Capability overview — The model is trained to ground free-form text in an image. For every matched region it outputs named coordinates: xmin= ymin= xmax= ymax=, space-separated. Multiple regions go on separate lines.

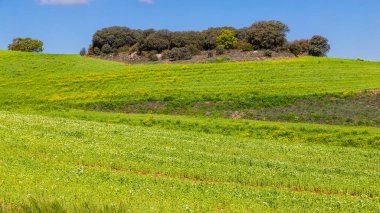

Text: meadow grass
xmin=0 ymin=111 xmax=379 ymax=212
xmin=0 ymin=51 xmax=380 ymax=212
xmin=33 ymin=109 xmax=380 ymax=149
xmin=1 ymin=51 xmax=379 ymax=126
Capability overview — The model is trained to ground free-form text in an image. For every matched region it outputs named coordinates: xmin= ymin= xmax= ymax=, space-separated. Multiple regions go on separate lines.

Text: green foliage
xmin=215 ymin=45 xmax=225 ymax=55
xmin=89 ymin=23 xmax=327 ymax=57
xmin=8 ymin=38 xmax=43 ymax=52
xmin=308 ymin=35 xmax=330 ymax=57
xmin=163 ymin=47 xmax=192 ymax=61
xmin=288 ymin=42 xmax=302 ymax=56
xmin=264 ymin=50 xmax=273 ymax=57
xmin=93 ymin=47 xmax=101 ymax=55
xmin=101 ymin=44 xmax=113 ymax=54
xmin=117 ymin=45 xmax=130 ymax=53
xmin=141 ymin=30 xmax=171 ymax=52
xmin=79 ymin=48 xmax=86 ymax=56
xmin=92 ymin=27 xmax=141 ymax=55
xmin=236 ymin=41 xmax=254 ymax=51
xmin=216 ymin=29 xmax=238 ymax=49
xmin=247 ymin=21 xmax=289 ymax=50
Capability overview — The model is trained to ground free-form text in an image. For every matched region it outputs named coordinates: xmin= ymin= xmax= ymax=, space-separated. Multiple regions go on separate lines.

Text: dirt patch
xmin=372 ymin=89 xmax=380 ymax=95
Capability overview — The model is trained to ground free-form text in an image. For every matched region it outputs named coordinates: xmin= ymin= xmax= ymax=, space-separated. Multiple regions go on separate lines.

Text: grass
xmin=0 ymin=111 xmax=379 ymax=212
xmin=0 ymin=51 xmax=379 ymax=211
xmin=34 ymin=109 xmax=380 ymax=149
xmin=0 ymin=51 xmax=379 ymax=126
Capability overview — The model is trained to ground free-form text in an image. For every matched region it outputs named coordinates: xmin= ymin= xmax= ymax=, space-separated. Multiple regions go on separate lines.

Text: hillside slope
xmin=0 ymin=51 xmax=379 ymax=211
xmin=0 ymin=51 xmax=379 ymax=126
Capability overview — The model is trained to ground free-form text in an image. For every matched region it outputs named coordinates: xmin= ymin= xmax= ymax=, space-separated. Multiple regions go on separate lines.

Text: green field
xmin=0 ymin=51 xmax=379 ymax=212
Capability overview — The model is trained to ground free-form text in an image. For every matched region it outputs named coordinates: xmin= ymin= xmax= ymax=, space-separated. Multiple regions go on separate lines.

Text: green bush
xmin=163 ymin=47 xmax=193 ymax=61
xmin=247 ymin=21 xmax=289 ymax=50
xmin=8 ymin=38 xmax=44 ymax=52
xmin=93 ymin=47 xmax=101 ymax=55
xmin=215 ymin=45 xmax=225 ymax=55
xmin=216 ymin=29 xmax=238 ymax=50
xmin=185 ymin=44 xmax=201 ymax=55
xmin=264 ymin=50 xmax=273 ymax=57
xmin=308 ymin=35 xmax=330 ymax=57
xmin=118 ymin=45 xmax=130 ymax=53
xmin=79 ymin=48 xmax=86 ymax=56
xmin=236 ymin=41 xmax=253 ymax=51
xmin=101 ymin=44 xmax=113 ymax=54
xmin=288 ymin=43 xmax=302 ymax=56
xmin=142 ymin=51 xmax=159 ymax=61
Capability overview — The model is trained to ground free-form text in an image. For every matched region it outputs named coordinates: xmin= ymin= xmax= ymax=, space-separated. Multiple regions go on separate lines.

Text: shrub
xmin=216 ymin=29 xmax=238 ymax=50
xmin=142 ymin=30 xmax=171 ymax=52
xmin=101 ymin=44 xmax=113 ymax=54
xmin=118 ymin=45 xmax=130 ymax=53
xmin=288 ymin=43 xmax=302 ymax=57
xmin=207 ymin=51 xmax=214 ymax=58
xmin=79 ymin=48 xmax=87 ymax=56
xmin=8 ymin=38 xmax=44 ymax=52
xmin=264 ymin=50 xmax=273 ymax=57
xmin=236 ymin=41 xmax=253 ymax=51
xmin=215 ymin=45 xmax=225 ymax=55
xmin=170 ymin=31 xmax=203 ymax=49
xmin=142 ymin=50 xmax=159 ymax=61
xmin=308 ymin=35 xmax=330 ymax=57
xmin=292 ymin=39 xmax=309 ymax=54
xmin=92 ymin=27 xmax=141 ymax=51
xmin=185 ymin=44 xmax=201 ymax=55
xmin=163 ymin=47 xmax=192 ymax=61
xmin=247 ymin=21 xmax=289 ymax=50
xmin=93 ymin=47 xmax=101 ymax=55
xmin=201 ymin=27 xmax=235 ymax=50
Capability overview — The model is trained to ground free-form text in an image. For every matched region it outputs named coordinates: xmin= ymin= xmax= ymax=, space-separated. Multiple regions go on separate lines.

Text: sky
xmin=0 ymin=0 xmax=379 ymax=60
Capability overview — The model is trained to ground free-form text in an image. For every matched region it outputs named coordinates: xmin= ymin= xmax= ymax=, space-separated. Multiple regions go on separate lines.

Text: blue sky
xmin=0 ymin=0 xmax=379 ymax=60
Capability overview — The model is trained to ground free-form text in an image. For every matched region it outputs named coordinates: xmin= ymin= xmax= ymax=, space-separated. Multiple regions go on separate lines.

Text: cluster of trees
xmin=8 ymin=38 xmax=44 ymax=52
xmin=87 ymin=21 xmax=330 ymax=60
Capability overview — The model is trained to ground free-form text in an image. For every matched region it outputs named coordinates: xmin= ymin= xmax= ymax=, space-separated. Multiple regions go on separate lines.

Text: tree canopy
xmin=88 ymin=21 xmax=329 ymax=60
xmin=8 ymin=38 xmax=44 ymax=52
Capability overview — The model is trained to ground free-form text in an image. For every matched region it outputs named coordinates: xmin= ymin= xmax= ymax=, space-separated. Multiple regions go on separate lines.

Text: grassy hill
xmin=0 ymin=51 xmax=379 ymax=126
xmin=0 ymin=51 xmax=379 ymax=211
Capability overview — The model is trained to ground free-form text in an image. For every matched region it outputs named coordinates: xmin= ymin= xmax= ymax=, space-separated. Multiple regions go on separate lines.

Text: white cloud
xmin=139 ymin=0 xmax=154 ymax=4
xmin=38 ymin=0 xmax=90 ymax=5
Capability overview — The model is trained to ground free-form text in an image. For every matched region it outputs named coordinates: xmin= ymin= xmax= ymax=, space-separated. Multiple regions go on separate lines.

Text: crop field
xmin=0 ymin=51 xmax=379 ymax=212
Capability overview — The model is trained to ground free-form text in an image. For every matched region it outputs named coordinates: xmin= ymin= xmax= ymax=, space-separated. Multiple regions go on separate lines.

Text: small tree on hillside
xmin=247 ymin=21 xmax=289 ymax=50
xmin=79 ymin=48 xmax=87 ymax=56
xmin=8 ymin=38 xmax=44 ymax=52
xmin=308 ymin=35 xmax=330 ymax=57
xmin=216 ymin=29 xmax=238 ymax=49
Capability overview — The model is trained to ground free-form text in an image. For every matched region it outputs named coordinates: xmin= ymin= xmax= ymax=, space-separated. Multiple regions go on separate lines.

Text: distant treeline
xmin=87 ymin=20 xmax=330 ymax=60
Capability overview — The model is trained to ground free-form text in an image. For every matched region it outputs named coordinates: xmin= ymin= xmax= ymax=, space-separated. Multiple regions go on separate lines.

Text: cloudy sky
xmin=0 ymin=0 xmax=379 ymax=60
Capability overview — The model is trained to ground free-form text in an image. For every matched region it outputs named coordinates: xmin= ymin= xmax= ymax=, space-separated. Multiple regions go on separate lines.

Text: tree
xmin=201 ymin=27 xmax=235 ymax=50
xmin=101 ymin=44 xmax=113 ymax=54
xmin=216 ymin=29 xmax=238 ymax=49
xmin=141 ymin=30 xmax=171 ymax=52
xmin=92 ymin=27 xmax=142 ymax=54
xmin=8 ymin=38 xmax=44 ymax=52
xmin=308 ymin=35 xmax=330 ymax=57
xmin=288 ymin=39 xmax=310 ymax=57
xmin=79 ymin=48 xmax=87 ymax=56
xmin=247 ymin=21 xmax=289 ymax=50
